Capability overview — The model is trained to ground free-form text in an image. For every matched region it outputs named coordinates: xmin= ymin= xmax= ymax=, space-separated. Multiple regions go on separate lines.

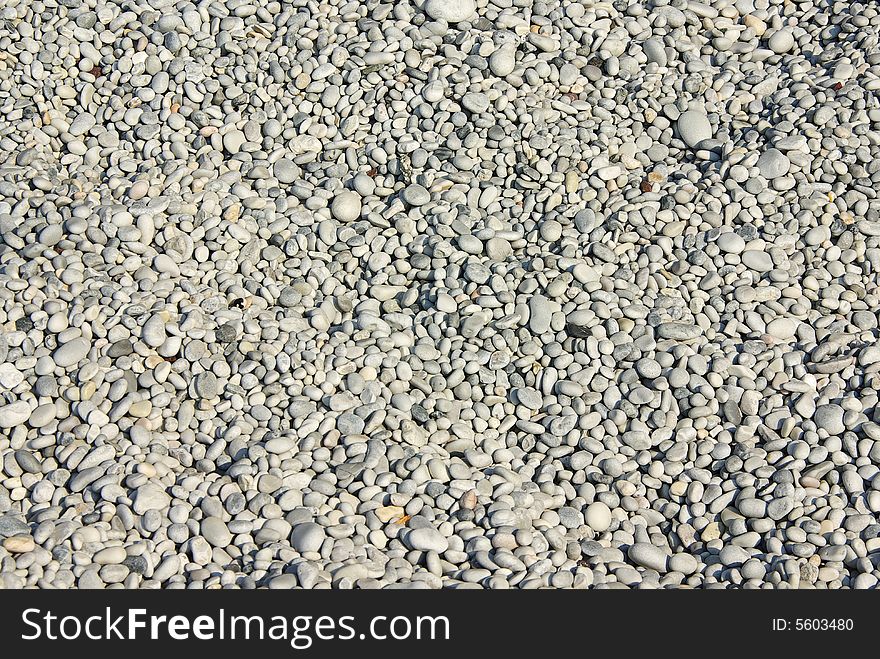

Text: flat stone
xmin=14 ymin=450 xmax=41 ymax=473
xmin=68 ymin=112 xmax=96 ymax=136
xmin=717 ymin=232 xmax=746 ymax=254
xmin=669 ymin=553 xmax=699 ymax=575
xmin=107 ymin=339 xmax=134 ymax=358
xmin=93 ymin=546 xmax=127 ymax=564
xmin=742 ymin=250 xmax=773 ymax=271
xmin=515 ymin=387 xmax=543 ymax=411
xmin=461 ymin=92 xmax=489 ymax=114
xmin=192 ymin=372 xmax=219 ymax=399
xmin=3 ymin=536 xmax=35 ymax=553
xmin=622 ymin=430 xmax=651 ymax=450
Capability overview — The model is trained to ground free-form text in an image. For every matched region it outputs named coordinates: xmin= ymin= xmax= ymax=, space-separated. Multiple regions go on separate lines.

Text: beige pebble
xmin=701 ymin=522 xmax=721 ymax=542
xmin=375 ymin=505 xmax=405 ymax=523
xmin=3 ymin=536 xmax=35 ymax=553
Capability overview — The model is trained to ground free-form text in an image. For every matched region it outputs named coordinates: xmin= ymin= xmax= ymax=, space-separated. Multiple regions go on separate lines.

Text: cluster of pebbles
xmin=1 ymin=0 xmax=880 ymax=590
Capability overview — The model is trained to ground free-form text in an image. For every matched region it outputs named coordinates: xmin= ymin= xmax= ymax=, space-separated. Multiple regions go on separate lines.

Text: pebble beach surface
xmin=1 ymin=0 xmax=880 ymax=590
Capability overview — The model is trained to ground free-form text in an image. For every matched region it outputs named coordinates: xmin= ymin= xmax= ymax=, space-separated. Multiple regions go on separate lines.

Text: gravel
xmin=1 ymin=0 xmax=880 ymax=592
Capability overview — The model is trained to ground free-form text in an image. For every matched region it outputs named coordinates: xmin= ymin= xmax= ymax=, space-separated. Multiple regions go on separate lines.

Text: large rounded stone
xmin=677 ymin=110 xmax=713 ymax=148
xmin=423 ymin=0 xmax=476 ymax=23
xmin=330 ymin=191 xmax=361 ymax=222
xmin=290 ymin=522 xmax=326 ymax=553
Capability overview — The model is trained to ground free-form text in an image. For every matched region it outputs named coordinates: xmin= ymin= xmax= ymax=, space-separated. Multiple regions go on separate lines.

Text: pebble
xmin=223 ymin=130 xmax=246 ymax=154
xmin=274 ymin=159 xmax=298 ymax=184
xmin=3 ymin=536 xmax=35 ymax=553
xmin=93 ymin=547 xmax=127 ymax=565
xmin=0 ymin=516 xmax=30 ymax=538
xmin=669 ymin=553 xmax=699 ymax=576
xmin=628 ymin=543 xmax=669 ymax=573
xmin=193 ymin=372 xmax=219 ymax=399
xmin=331 ymin=191 xmax=361 ymax=222
xmin=133 ymin=484 xmax=171 ymax=515
xmin=643 ymin=39 xmax=668 ymax=67
xmin=657 ymin=323 xmax=702 ymax=341
xmin=756 ymin=149 xmax=791 ymax=179
xmin=717 ymin=232 xmax=746 ymax=254
xmin=52 ymin=338 xmax=90 ymax=368
xmin=0 ymin=363 xmax=23 ymax=389
xmin=142 ymin=315 xmax=167 ymax=348
xmin=489 ymin=47 xmax=516 ymax=77
xmin=201 ymin=517 xmax=233 ymax=548
xmin=814 ymin=404 xmax=846 ymax=435
xmin=0 ymin=401 xmax=30 ymax=428
xmin=676 ymin=110 xmax=713 ymax=148
xmin=584 ymin=502 xmax=612 ymax=533
xmin=766 ymin=318 xmax=798 ymax=341
xmin=462 ymin=93 xmax=489 ymax=114
xmin=0 ymin=0 xmax=877 ymax=593
xmin=424 ymin=0 xmax=476 ymax=23
xmin=768 ymin=29 xmax=795 ymax=54
xmin=405 ymin=527 xmax=449 ymax=554
xmin=401 ymin=184 xmax=430 ymax=207
xmin=291 ymin=522 xmax=326 ymax=553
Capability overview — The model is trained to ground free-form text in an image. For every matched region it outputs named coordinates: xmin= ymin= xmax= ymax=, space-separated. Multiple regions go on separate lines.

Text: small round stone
xmin=215 ymin=323 xmax=237 ymax=343
xmin=423 ymin=0 xmax=476 ymax=23
xmin=193 ymin=372 xmax=219 ymax=399
xmin=401 ymin=184 xmax=430 ymax=206
xmin=584 ymin=502 xmax=612 ymax=533
xmin=331 ymin=191 xmax=362 ymax=222
xmin=676 ymin=110 xmax=713 ymax=148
